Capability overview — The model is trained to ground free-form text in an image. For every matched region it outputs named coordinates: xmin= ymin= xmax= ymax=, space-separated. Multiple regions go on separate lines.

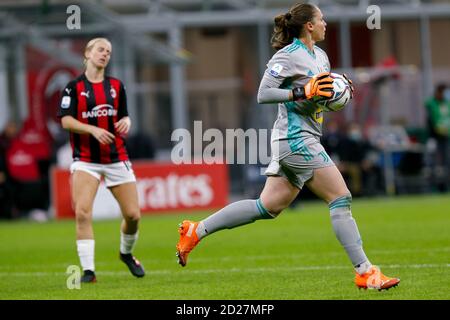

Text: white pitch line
xmin=0 ymin=263 xmax=448 ymax=277
xmin=1 ymin=247 xmax=449 ymax=271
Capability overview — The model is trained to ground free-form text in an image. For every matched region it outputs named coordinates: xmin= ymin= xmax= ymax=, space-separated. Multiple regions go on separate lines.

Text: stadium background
xmin=0 ymin=0 xmax=449 ymax=300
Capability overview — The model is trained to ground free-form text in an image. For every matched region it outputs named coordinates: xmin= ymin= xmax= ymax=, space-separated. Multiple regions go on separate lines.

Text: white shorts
xmin=70 ymin=161 xmax=136 ymax=187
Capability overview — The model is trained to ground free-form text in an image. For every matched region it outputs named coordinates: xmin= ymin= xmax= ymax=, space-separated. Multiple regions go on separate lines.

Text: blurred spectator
xmin=0 ymin=121 xmax=18 ymax=152
xmin=126 ymin=132 xmax=155 ymax=160
xmin=425 ymin=83 xmax=450 ymax=192
xmin=324 ymin=122 xmax=382 ymax=197
xmin=0 ymin=122 xmax=18 ymax=219
xmin=4 ymin=123 xmax=50 ymax=221
xmin=0 ymin=146 xmax=13 ymax=219
xmin=322 ymin=120 xmax=345 ymax=164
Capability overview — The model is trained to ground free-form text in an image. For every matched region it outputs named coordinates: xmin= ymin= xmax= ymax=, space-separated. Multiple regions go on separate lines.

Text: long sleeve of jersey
xmin=257 ymin=50 xmax=295 ymax=104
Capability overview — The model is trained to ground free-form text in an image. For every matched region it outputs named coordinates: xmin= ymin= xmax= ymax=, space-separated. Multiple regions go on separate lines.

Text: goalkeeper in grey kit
xmin=176 ymin=2 xmax=400 ymax=290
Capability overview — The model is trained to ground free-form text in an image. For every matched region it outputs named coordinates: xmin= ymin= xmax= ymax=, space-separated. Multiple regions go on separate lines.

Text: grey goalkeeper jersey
xmin=257 ymin=38 xmax=330 ymax=152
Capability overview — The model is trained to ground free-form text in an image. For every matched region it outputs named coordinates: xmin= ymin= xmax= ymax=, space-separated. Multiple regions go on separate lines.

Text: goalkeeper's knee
xmin=256 ymin=198 xmax=281 ymax=219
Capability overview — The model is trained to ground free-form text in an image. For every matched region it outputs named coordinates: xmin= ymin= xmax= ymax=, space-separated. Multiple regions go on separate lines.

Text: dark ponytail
xmin=271 ymin=3 xmax=317 ymax=50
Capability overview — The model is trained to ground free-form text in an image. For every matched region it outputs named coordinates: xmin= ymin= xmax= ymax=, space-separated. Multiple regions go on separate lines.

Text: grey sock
xmin=329 ymin=195 xmax=369 ymax=267
xmin=198 ymin=199 xmax=273 ymax=238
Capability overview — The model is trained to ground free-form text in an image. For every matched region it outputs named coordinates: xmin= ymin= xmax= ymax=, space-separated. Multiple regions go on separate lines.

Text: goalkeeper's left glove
xmin=292 ymin=72 xmax=334 ymax=100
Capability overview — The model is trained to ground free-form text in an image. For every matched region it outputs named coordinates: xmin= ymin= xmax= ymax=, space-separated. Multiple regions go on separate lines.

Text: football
xmin=314 ymin=73 xmax=352 ymax=112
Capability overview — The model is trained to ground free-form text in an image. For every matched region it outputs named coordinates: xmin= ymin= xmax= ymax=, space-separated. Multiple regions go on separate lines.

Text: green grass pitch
xmin=0 ymin=194 xmax=449 ymax=300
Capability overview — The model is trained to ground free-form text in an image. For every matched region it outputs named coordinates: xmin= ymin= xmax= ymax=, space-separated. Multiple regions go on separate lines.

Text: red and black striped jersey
xmin=57 ymin=74 xmax=129 ymax=164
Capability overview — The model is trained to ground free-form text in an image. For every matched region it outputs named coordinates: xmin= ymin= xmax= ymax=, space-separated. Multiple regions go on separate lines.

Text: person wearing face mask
xmin=338 ymin=123 xmax=380 ymax=197
xmin=425 ymin=83 xmax=450 ymax=192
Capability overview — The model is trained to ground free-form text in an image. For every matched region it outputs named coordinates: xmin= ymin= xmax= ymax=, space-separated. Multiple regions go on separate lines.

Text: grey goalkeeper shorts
xmin=264 ymin=135 xmax=335 ymax=189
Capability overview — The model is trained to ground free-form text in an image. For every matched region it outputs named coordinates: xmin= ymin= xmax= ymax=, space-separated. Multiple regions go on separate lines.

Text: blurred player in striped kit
xmin=176 ymin=3 xmax=399 ymax=291
xmin=58 ymin=38 xmax=145 ymax=283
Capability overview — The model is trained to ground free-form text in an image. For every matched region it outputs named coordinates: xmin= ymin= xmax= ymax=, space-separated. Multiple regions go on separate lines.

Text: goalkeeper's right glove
xmin=292 ymin=72 xmax=334 ymax=100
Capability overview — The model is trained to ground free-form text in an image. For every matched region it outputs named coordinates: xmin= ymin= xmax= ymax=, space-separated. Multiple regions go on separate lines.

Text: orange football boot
xmin=355 ymin=265 xmax=400 ymax=291
xmin=176 ymin=220 xmax=200 ymax=267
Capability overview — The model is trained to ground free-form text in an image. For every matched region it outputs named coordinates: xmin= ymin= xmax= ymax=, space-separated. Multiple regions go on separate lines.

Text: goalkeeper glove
xmin=292 ymin=72 xmax=334 ymax=100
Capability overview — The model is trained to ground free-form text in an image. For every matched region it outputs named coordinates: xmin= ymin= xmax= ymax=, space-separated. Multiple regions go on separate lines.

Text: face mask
xmin=349 ymin=130 xmax=362 ymax=141
xmin=443 ymin=89 xmax=450 ymax=102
